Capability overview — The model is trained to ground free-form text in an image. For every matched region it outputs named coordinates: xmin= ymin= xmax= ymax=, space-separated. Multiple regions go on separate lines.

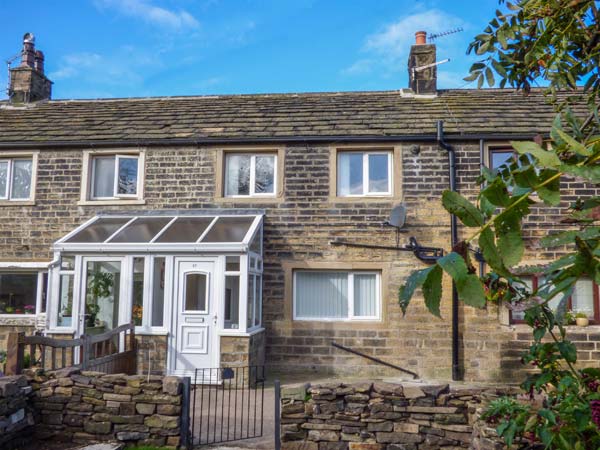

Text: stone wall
xmin=280 ymin=380 xmax=518 ymax=450
xmin=28 ymin=367 xmax=184 ymax=448
xmin=220 ymin=330 xmax=266 ymax=369
xmin=136 ymin=334 xmax=168 ymax=375
xmin=0 ymin=375 xmax=35 ymax=450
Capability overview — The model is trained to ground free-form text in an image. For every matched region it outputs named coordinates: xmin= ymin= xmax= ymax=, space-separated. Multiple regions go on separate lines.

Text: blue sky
xmin=1 ymin=0 xmax=503 ymax=99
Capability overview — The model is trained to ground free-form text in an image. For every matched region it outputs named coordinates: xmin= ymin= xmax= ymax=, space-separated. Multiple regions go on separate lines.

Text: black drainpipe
xmin=436 ymin=120 xmax=461 ymax=381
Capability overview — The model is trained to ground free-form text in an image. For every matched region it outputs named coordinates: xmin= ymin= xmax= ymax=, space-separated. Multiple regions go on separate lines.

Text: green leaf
xmin=555 ymin=129 xmax=592 ymax=156
xmin=498 ymin=230 xmax=524 ymax=267
xmin=437 ymin=252 xmax=469 ymax=281
xmin=540 ymin=227 xmax=600 ymax=247
xmin=557 ymin=341 xmax=577 ymax=363
xmin=538 ymin=409 xmax=557 ymax=425
xmin=559 ymin=164 xmax=600 ymax=184
xmin=479 ymin=195 xmax=495 ymax=217
xmin=479 ymin=228 xmax=509 ymax=276
xmin=485 ymin=67 xmax=495 ymax=87
xmin=533 ymin=326 xmax=546 ymax=341
xmin=481 ymin=178 xmax=510 ymax=207
xmin=512 ymin=141 xmax=562 ymax=168
xmin=442 ymin=191 xmax=485 ymax=227
xmin=398 ymin=267 xmax=434 ymax=315
xmin=456 ymin=274 xmax=487 ymax=308
xmin=536 ymin=169 xmax=561 ymax=205
xmin=463 ymin=71 xmax=480 ymax=82
xmin=422 ymin=265 xmax=443 ymax=318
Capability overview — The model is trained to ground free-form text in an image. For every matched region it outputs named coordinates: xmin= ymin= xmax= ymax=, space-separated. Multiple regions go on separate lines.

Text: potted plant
xmin=61 ymin=304 xmax=72 ymax=327
xmin=24 ymin=305 xmax=35 ymax=315
xmin=564 ymin=310 xmax=576 ymax=325
xmin=85 ymin=303 xmax=100 ymax=327
xmin=5 ymin=306 xmax=15 ymax=314
xmin=575 ymin=311 xmax=590 ymax=327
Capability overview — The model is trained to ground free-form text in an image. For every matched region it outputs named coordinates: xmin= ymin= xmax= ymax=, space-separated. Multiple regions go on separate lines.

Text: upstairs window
xmin=81 ymin=150 xmax=144 ymax=204
xmin=91 ymin=154 xmax=140 ymax=200
xmin=0 ymin=158 xmax=34 ymax=201
xmin=225 ymin=153 xmax=276 ymax=197
xmin=337 ymin=151 xmax=392 ymax=196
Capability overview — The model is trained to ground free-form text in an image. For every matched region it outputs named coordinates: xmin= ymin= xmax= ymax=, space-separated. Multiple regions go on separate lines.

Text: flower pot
xmin=576 ymin=317 xmax=589 ymax=327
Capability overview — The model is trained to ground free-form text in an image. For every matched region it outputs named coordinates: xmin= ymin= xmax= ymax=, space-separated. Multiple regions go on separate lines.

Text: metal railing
xmin=5 ymin=322 xmax=136 ymax=375
xmin=192 ymin=366 xmax=265 ymax=446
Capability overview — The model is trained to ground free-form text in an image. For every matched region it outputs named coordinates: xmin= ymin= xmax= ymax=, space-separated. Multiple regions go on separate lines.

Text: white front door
xmin=171 ymin=258 xmax=218 ymax=378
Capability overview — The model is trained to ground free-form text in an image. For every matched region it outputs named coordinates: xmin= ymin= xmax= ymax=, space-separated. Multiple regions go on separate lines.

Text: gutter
xmin=0 ymin=133 xmax=544 ymax=149
xmin=437 ymin=120 xmax=461 ymax=382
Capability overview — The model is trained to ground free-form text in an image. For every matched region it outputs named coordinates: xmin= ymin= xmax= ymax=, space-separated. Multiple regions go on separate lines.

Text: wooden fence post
xmin=81 ymin=334 xmax=90 ymax=370
xmin=6 ymin=332 xmax=24 ymax=375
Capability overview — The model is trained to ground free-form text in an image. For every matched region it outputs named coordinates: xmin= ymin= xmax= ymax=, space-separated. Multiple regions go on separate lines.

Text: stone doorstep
xmin=76 ymin=444 xmax=124 ymax=450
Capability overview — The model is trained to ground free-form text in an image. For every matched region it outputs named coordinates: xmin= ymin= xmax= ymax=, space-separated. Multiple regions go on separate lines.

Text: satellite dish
xmin=388 ymin=204 xmax=407 ymax=229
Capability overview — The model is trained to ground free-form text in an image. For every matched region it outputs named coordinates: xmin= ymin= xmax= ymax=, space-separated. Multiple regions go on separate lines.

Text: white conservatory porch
xmin=47 ymin=211 xmax=265 ymax=376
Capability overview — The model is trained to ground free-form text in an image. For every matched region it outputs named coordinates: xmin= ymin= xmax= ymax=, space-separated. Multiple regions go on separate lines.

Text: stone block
xmin=348 ymin=444 xmax=383 ymax=450
xmin=375 ymin=432 xmax=424 ymax=444
xmin=103 ymin=393 xmax=131 ymax=402
xmin=119 ymin=402 xmax=136 ymax=416
xmin=401 ymin=386 xmax=425 ymax=399
xmin=63 ymin=414 xmax=84 ymax=427
xmin=156 ymin=404 xmax=180 ymax=415
xmin=366 ymin=422 xmax=392 ymax=432
xmin=301 ymin=423 xmax=342 ymax=431
xmin=308 ymin=430 xmax=340 ymax=441
xmin=282 ymin=441 xmax=318 ymax=450
xmin=144 ymin=414 xmax=179 ymax=429
xmin=282 ymin=384 xmax=310 ymax=401
xmin=114 ymin=385 xmax=141 ymax=395
xmin=393 ymin=423 xmax=419 ymax=434
xmin=320 ymin=442 xmax=347 ymax=450
xmin=283 ymin=402 xmax=306 ymax=415
xmin=110 ymin=415 xmax=144 ymax=424
xmin=116 ymin=431 xmax=149 ymax=441
xmin=83 ymin=420 xmax=111 ymax=434
xmin=136 ymin=403 xmax=156 ymax=415
xmin=372 ymin=382 xmax=403 ymax=396
xmin=162 ymin=376 xmax=182 ymax=395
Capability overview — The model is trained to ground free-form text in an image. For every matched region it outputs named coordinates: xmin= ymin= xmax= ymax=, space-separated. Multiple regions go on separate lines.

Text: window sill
xmin=46 ymin=328 xmax=75 ymax=335
xmin=78 ymin=199 xmax=146 ymax=206
xmin=214 ymin=196 xmax=282 ymax=204
xmin=135 ymin=327 xmax=169 ymax=336
xmin=218 ymin=327 xmax=265 ymax=337
xmin=0 ymin=200 xmax=35 ymax=206
xmin=328 ymin=195 xmax=396 ymax=203
xmin=294 ymin=317 xmax=381 ymax=322
xmin=0 ymin=315 xmax=38 ymax=324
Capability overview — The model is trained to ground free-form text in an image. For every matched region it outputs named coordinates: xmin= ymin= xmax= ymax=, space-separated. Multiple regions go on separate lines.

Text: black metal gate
xmin=191 ymin=366 xmax=265 ymax=446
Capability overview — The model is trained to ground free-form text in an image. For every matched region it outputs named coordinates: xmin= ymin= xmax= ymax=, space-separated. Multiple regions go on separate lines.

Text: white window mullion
xmin=362 ymin=153 xmax=369 ymax=195
xmin=387 ymin=152 xmax=393 ymax=194
xmin=143 ymin=256 xmax=153 ymax=328
xmin=348 ymin=273 xmax=355 ymax=319
xmin=6 ymin=160 xmax=13 ymax=200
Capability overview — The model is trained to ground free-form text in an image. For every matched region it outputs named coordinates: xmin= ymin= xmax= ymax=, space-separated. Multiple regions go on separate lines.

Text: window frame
xmin=336 ymin=151 xmax=393 ymax=197
xmin=0 ymin=152 xmax=38 ymax=204
xmin=224 ymin=152 xmax=278 ymax=198
xmin=80 ymin=149 xmax=145 ymax=205
xmin=0 ymin=269 xmax=47 ymax=317
xmin=215 ymin=146 xmax=285 ymax=203
xmin=509 ymin=275 xmax=600 ymax=325
xmin=293 ymin=269 xmax=381 ymax=322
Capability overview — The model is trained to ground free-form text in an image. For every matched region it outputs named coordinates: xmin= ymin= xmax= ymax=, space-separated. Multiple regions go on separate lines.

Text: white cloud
xmin=94 ymin=0 xmax=199 ymax=30
xmin=48 ymin=46 xmax=163 ymax=94
xmin=342 ymin=9 xmax=472 ymax=84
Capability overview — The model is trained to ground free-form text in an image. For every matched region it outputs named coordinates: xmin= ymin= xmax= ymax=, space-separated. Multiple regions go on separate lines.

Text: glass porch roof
xmin=54 ymin=214 xmax=263 ymax=253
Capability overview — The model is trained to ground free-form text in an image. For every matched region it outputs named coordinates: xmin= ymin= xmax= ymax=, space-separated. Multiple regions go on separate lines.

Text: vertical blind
xmin=295 ymin=271 xmax=378 ymax=319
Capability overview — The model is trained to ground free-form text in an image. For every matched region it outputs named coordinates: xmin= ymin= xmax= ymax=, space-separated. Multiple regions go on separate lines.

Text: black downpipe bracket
xmin=437 ymin=120 xmax=461 ymax=382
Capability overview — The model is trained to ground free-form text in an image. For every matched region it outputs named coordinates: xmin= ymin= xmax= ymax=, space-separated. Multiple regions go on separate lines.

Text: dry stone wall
xmin=281 ymin=380 xmax=515 ymax=450
xmin=27 ymin=367 xmax=184 ymax=448
xmin=0 ymin=375 xmax=35 ymax=449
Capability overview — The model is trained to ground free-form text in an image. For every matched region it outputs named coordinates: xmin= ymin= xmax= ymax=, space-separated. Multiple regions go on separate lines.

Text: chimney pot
xmin=415 ymin=31 xmax=427 ymax=45
xmin=20 ymin=32 xmax=36 ymax=68
xmin=34 ymin=50 xmax=45 ymax=74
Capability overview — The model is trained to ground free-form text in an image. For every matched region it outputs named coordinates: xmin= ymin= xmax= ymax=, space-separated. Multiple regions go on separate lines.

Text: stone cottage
xmin=0 ymin=32 xmax=597 ymax=382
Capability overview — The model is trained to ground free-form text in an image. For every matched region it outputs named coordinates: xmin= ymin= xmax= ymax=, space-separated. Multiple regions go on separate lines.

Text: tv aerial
xmin=428 ymin=27 xmax=463 ymax=42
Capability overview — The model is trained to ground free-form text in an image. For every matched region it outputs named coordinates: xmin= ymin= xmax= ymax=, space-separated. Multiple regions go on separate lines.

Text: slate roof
xmin=0 ymin=88 xmax=588 ymax=147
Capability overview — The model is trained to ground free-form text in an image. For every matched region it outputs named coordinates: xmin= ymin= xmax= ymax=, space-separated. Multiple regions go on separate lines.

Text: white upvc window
xmin=224 ymin=153 xmax=277 ymax=197
xmin=293 ymin=270 xmax=380 ymax=321
xmin=0 ymin=270 xmax=47 ymax=316
xmin=337 ymin=151 xmax=392 ymax=197
xmin=130 ymin=255 xmax=168 ymax=332
xmin=0 ymin=157 xmax=35 ymax=201
xmin=90 ymin=154 xmax=141 ymax=200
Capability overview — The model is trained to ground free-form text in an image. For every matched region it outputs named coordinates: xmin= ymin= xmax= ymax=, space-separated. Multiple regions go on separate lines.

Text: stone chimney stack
xmin=408 ymin=31 xmax=437 ymax=95
xmin=8 ymin=33 xmax=52 ymax=103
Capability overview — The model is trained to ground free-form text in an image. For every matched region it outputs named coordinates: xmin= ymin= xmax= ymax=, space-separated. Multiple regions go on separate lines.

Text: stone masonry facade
xmin=0 ymin=141 xmax=598 ymax=381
